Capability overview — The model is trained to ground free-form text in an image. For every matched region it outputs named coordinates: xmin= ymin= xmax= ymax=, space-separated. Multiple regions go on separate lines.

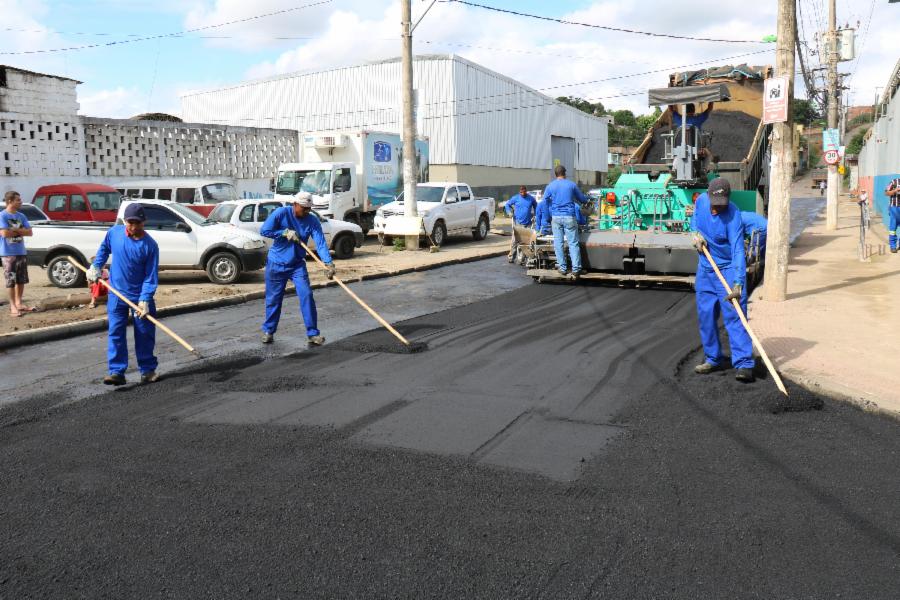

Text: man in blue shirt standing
xmin=505 ymin=186 xmax=537 ymax=262
xmin=740 ymin=211 xmax=768 ymax=261
xmin=0 ymin=191 xmax=34 ymax=317
xmin=259 ymin=192 xmax=335 ymax=346
xmin=87 ymin=203 xmax=160 ymax=386
xmin=671 ymin=102 xmax=714 ymax=129
xmin=543 ymin=165 xmax=591 ymax=277
xmin=886 ymin=178 xmax=900 ymax=253
xmin=691 ymin=178 xmax=755 ymax=382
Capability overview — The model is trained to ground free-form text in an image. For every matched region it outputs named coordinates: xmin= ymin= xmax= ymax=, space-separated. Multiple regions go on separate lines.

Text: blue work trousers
xmin=262 ymin=261 xmax=319 ymax=337
xmin=107 ymin=295 xmax=157 ymax=376
xmin=695 ymin=267 xmax=754 ymax=370
xmin=888 ymin=206 xmax=900 ymax=250
xmin=552 ymin=215 xmax=581 ymax=272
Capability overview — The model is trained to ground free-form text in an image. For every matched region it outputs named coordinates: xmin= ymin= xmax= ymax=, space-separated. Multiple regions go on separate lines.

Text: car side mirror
xmin=269 ymin=178 xmax=275 ymax=193
xmin=175 ymin=222 xmax=191 ymax=233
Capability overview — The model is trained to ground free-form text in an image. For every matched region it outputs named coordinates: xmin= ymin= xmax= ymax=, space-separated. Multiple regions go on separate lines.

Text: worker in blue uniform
xmin=543 ymin=164 xmax=590 ymax=277
xmin=740 ymin=211 xmax=768 ymax=261
xmin=535 ymin=197 xmax=552 ymax=236
xmin=671 ymin=102 xmax=714 ymax=129
xmin=259 ymin=192 xmax=335 ymax=346
xmin=691 ymin=178 xmax=755 ymax=382
xmin=886 ymin=178 xmax=900 ymax=253
xmin=87 ymin=203 xmax=160 ymax=386
xmin=505 ymin=186 xmax=537 ymax=262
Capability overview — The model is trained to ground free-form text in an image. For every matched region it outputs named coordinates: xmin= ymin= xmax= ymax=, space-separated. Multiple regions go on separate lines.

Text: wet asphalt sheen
xmin=3 ymin=261 xmax=900 ymax=598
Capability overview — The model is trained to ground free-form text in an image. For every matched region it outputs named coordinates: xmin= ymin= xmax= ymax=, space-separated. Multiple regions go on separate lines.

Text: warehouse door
xmin=550 ymin=135 xmax=576 ymax=177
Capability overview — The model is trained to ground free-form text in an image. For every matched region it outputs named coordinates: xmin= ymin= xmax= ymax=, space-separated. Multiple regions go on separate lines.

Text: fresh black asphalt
xmin=2 ymin=270 xmax=899 ymax=598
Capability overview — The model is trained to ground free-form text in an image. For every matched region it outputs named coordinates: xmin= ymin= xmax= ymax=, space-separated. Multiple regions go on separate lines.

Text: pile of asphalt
xmin=2 ymin=284 xmax=898 ymax=598
xmin=642 ymin=110 xmax=762 ymax=164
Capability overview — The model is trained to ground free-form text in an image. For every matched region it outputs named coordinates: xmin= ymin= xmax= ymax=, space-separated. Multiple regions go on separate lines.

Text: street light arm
xmin=411 ymin=0 xmax=439 ymax=33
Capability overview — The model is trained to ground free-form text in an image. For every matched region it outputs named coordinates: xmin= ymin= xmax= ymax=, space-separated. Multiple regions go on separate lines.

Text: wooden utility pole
xmin=825 ymin=0 xmax=839 ymax=230
xmin=400 ymin=0 xmax=420 ymax=250
xmin=763 ymin=0 xmax=796 ymax=302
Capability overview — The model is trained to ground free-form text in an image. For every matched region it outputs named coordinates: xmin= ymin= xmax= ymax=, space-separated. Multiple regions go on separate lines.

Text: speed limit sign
xmin=824 ymin=149 xmax=840 ymax=165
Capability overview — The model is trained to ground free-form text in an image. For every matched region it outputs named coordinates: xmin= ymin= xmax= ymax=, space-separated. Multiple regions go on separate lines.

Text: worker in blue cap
xmin=505 ymin=186 xmax=537 ymax=262
xmin=259 ymin=191 xmax=335 ymax=346
xmin=691 ymin=178 xmax=755 ymax=382
xmin=87 ymin=202 xmax=160 ymax=385
xmin=740 ymin=211 xmax=768 ymax=261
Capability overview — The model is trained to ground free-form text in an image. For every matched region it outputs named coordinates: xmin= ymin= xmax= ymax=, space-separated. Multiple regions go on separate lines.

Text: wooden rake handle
xmin=68 ymin=256 xmax=198 ymax=356
xmin=296 ymin=240 xmax=411 ymax=346
xmin=699 ymin=246 xmax=788 ymax=396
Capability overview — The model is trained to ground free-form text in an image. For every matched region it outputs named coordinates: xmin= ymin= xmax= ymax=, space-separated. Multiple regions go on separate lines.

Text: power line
xmin=0 ymin=0 xmax=333 ymax=55
xmin=443 ymin=0 xmax=773 ymax=45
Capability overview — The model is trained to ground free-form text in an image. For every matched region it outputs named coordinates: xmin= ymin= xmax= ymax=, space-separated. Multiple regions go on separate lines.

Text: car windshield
xmin=87 ymin=192 xmax=122 ymax=211
xmin=201 ymin=183 xmax=238 ymax=204
xmin=276 ymin=170 xmax=331 ymax=195
xmin=395 ymin=185 xmax=445 ymax=204
xmin=208 ymin=203 xmax=237 ymax=223
xmin=166 ymin=202 xmax=213 ymax=225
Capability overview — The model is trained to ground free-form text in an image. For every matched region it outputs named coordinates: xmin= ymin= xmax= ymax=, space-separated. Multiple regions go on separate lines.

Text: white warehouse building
xmin=181 ymin=54 xmax=609 ymax=199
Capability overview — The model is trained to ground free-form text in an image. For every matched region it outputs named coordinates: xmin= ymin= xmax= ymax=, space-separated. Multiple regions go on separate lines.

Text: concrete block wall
xmin=0 ymin=68 xmax=79 ymax=116
xmin=0 ymin=112 xmax=86 ymax=177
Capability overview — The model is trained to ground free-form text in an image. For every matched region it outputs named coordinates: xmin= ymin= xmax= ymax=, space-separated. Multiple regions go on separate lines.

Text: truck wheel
xmin=205 ymin=252 xmax=242 ymax=285
xmin=472 ymin=214 xmax=489 ymax=240
xmin=333 ymin=234 xmax=356 ymax=259
xmin=431 ymin=221 xmax=447 ymax=247
xmin=47 ymin=255 xmax=85 ymax=288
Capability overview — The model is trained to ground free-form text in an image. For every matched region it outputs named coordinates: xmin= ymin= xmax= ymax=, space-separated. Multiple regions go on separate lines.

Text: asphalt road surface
xmin=2 ymin=256 xmax=899 ymax=599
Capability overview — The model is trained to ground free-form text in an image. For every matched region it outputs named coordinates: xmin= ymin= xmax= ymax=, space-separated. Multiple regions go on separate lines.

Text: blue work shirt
xmin=0 ymin=210 xmax=31 ymax=256
xmin=535 ymin=200 xmax=552 ymax=235
xmin=92 ymin=225 xmax=159 ymax=302
xmin=505 ymin=193 xmax=537 ymax=227
xmin=740 ymin=211 xmax=768 ymax=237
xmin=673 ymin=110 xmax=710 ymax=129
xmin=691 ymin=193 xmax=747 ymax=287
xmin=543 ymin=178 xmax=588 ymax=218
xmin=260 ymin=206 xmax=332 ymax=268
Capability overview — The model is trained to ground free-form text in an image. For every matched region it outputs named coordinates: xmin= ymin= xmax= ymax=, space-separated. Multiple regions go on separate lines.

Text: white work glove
xmin=136 ymin=301 xmax=150 ymax=319
xmin=691 ymin=232 xmax=707 ymax=252
xmin=324 ymin=263 xmax=336 ymax=280
xmin=86 ymin=265 xmax=101 ymax=283
xmin=282 ymin=229 xmax=300 ymax=243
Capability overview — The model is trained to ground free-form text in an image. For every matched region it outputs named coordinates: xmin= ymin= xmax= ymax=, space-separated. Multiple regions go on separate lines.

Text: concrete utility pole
xmin=825 ymin=0 xmax=840 ymax=230
xmin=400 ymin=0 xmax=419 ymax=250
xmin=763 ymin=0 xmax=796 ymax=302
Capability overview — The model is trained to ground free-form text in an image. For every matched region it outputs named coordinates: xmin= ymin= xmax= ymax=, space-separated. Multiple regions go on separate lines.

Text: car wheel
xmin=472 ymin=214 xmax=489 ymax=240
xmin=431 ymin=221 xmax=447 ymax=247
xmin=47 ymin=255 xmax=85 ymax=288
xmin=333 ymin=234 xmax=356 ymax=259
xmin=205 ymin=252 xmax=242 ymax=284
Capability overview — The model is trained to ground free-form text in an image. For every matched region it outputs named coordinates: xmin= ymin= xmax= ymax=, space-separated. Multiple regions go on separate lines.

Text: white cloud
xmin=0 ymin=0 xmax=79 ymax=78
xmin=77 ymin=86 xmax=151 ymax=118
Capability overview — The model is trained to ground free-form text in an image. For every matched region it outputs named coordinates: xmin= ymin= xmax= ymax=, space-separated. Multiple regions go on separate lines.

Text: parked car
xmin=373 ymin=182 xmax=495 ymax=247
xmin=208 ymin=199 xmax=364 ymax=259
xmin=27 ymin=200 xmax=268 ymax=287
xmin=1 ymin=202 xmax=51 ymax=223
xmin=31 ymin=183 xmax=122 ymax=222
xmin=113 ymin=179 xmax=239 ymax=217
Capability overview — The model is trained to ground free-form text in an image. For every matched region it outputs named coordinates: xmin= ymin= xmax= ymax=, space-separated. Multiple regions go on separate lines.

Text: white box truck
xmin=273 ymin=130 xmax=429 ymax=234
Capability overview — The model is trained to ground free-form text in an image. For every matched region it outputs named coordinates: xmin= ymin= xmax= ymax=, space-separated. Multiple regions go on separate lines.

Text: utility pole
xmin=763 ymin=0 xmax=796 ymax=302
xmin=825 ymin=0 xmax=839 ymax=230
xmin=400 ymin=0 xmax=419 ymax=250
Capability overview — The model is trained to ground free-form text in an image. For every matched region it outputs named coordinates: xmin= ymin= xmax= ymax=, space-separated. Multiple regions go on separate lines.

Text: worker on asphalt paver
xmin=87 ymin=203 xmax=160 ymax=386
xmin=691 ymin=178 xmax=755 ymax=383
xmin=259 ymin=191 xmax=335 ymax=346
xmin=740 ymin=210 xmax=768 ymax=261
xmin=535 ymin=196 xmax=552 ymax=236
xmin=886 ymin=177 xmax=900 ymax=253
xmin=505 ymin=185 xmax=537 ymax=263
xmin=543 ymin=165 xmax=590 ymax=278
xmin=671 ymin=102 xmax=714 ymax=129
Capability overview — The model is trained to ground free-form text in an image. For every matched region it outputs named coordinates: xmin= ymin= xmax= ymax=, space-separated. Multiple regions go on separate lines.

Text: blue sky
xmin=2 ymin=1 xmax=895 ymax=118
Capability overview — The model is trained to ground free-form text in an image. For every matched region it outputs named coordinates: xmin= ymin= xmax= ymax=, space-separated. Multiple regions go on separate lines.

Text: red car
xmin=31 ymin=183 xmax=122 ymax=222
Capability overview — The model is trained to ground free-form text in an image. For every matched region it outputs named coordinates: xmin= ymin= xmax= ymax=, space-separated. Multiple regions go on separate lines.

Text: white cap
xmin=294 ymin=191 xmax=313 ymax=207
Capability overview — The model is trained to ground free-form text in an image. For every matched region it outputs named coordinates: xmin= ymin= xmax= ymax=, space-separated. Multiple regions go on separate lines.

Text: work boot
xmin=735 ymin=368 xmax=755 ymax=383
xmin=140 ymin=371 xmax=160 ymax=384
xmin=557 ymin=266 xmax=568 ymax=277
xmin=261 ymin=332 xmax=274 ymax=344
xmin=307 ymin=335 xmax=326 ymax=346
xmin=694 ymin=362 xmax=720 ymax=375
xmin=103 ymin=373 xmax=126 ymax=386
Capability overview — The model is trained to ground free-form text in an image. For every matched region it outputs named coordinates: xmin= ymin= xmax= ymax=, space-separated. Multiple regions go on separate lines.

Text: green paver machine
xmin=526 ymin=83 xmax=762 ymax=287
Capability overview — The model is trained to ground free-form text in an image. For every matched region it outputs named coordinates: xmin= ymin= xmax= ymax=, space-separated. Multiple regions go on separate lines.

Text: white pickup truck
xmin=372 ymin=182 xmax=495 ymax=246
xmin=27 ymin=200 xmax=268 ymax=287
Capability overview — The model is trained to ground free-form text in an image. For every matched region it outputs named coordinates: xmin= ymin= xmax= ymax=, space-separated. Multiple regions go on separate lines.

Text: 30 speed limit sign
xmin=824 ymin=149 xmax=840 ymax=165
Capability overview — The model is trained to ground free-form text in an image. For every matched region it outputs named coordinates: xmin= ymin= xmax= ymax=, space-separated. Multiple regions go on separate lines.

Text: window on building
xmin=47 ymin=195 xmax=67 ymax=212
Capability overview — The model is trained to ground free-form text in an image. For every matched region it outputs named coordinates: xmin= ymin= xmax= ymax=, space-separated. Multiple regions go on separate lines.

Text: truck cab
xmin=274 ymin=162 xmax=358 ymax=228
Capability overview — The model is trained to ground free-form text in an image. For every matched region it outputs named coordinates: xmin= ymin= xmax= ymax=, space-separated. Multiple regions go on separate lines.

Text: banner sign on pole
xmin=822 ymin=128 xmax=840 ymax=153
xmin=763 ymin=76 xmax=789 ymax=124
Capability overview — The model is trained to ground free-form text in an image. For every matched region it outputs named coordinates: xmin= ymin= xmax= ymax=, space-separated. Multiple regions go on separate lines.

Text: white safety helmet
xmin=294 ymin=191 xmax=313 ymax=207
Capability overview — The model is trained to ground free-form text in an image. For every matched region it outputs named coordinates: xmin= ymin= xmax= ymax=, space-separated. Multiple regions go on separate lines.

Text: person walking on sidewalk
xmin=819 ymin=180 xmax=826 ymax=196
xmin=0 ymin=191 xmax=35 ymax=317
xmin=691 ymin=178 xmax=755 ymax=382
xmin=505 ymin=186 xmax=537 ymax=263
xmin=885 ymin=178 xmax=900 ymax=253
xmin=87 ymin=203 xmax=160 ymax=386
xmin=259 ymin=191 xmax=335 ymax=346
xmin=543 ymin=165 xmax=590 ymax=278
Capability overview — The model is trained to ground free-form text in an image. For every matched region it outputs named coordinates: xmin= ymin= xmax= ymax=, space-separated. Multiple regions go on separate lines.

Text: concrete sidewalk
xmin=751 ymin=194 xmax=900 ymax=414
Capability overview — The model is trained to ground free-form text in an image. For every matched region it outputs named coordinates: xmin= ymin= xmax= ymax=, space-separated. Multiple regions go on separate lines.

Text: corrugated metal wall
xmin=181 ymin=55 xmax=607 ymax=172
xmin=858 ymin=60 xmax=900 ymax=226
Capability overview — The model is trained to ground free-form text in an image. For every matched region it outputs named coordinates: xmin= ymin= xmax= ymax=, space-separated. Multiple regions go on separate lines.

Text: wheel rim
xmin=212 ymin=257 xmax=236 ymax=280
xmin=479 ymin=218 xmax=488 ymax=237
xmin=51 ymin=260 xmax=77 ymax=286
xmin=434 ymin=226 xmax=444 ymax=245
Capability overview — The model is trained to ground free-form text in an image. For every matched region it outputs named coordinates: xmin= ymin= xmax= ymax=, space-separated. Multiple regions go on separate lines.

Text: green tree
xmin=791 ymin=99 xmax=820 ymax=126
xmin=556 ymin=96 xmax=605 ymax=116
xmin=635 ymin=107 xmax=661 ymax=131
xmin=846 ymin=126 xmax=870 ymax=155
xmin=606 ymin=166 xmax=622 ymax=186
xmin=611 ymin=109 xmax=636 ymax=127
